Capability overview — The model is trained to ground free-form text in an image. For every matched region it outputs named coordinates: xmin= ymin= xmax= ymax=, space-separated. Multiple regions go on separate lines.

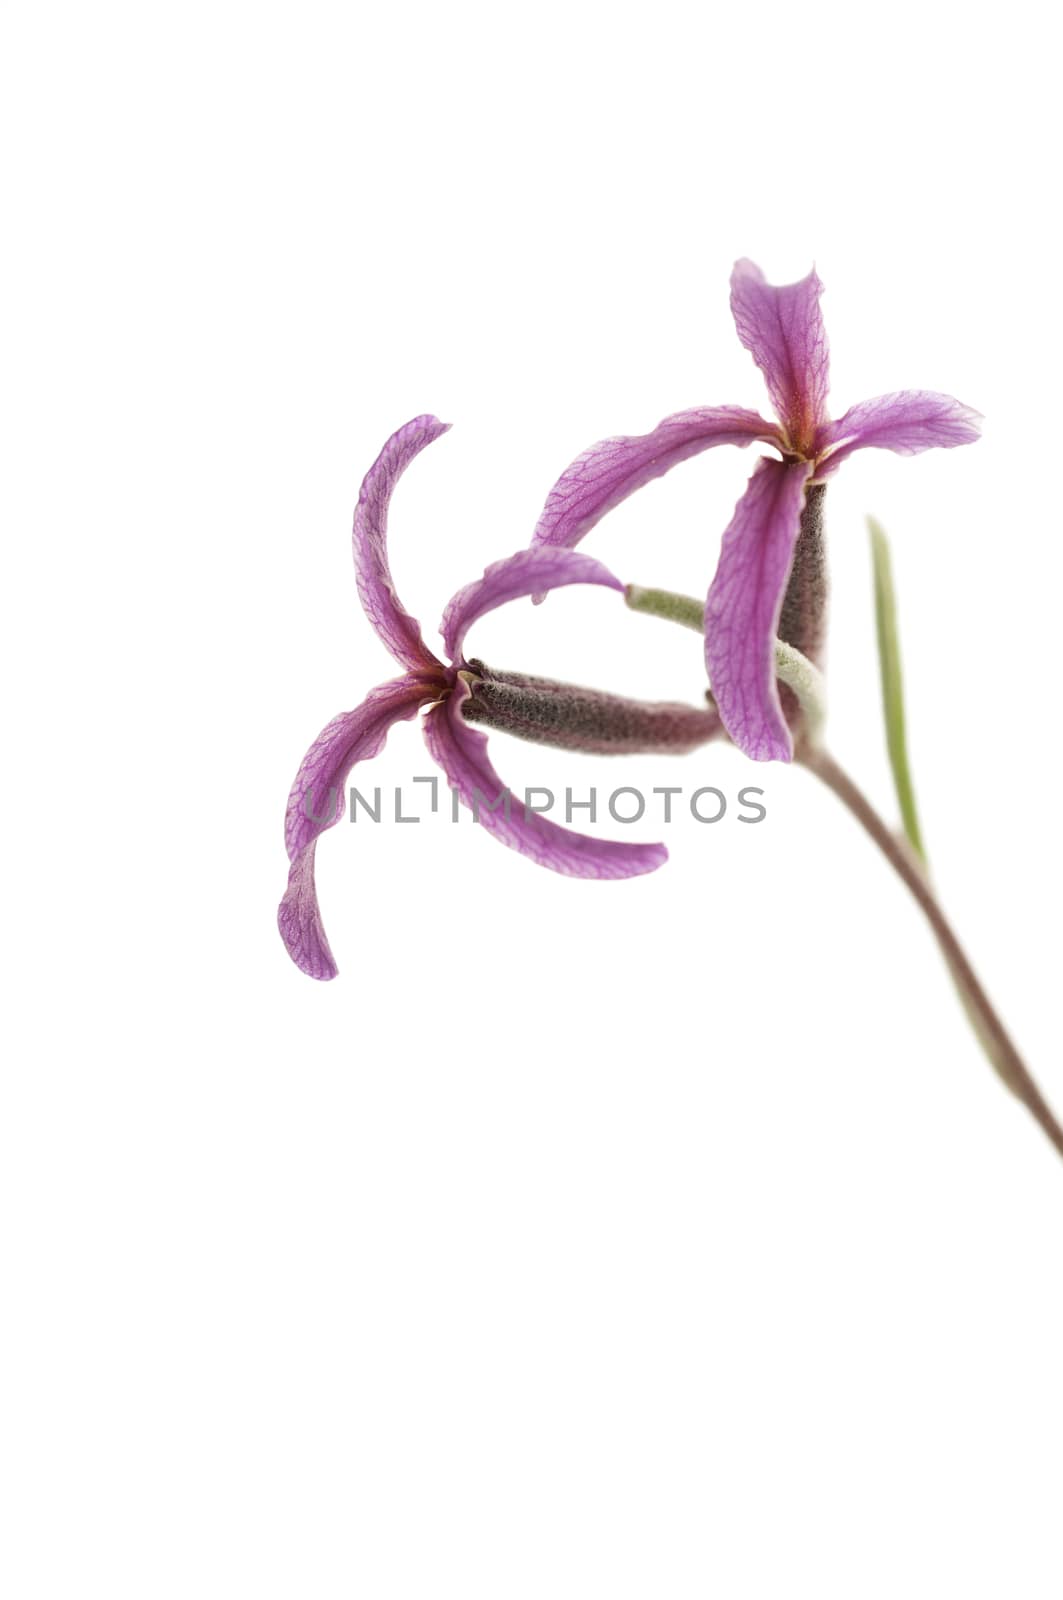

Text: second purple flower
xmin=529 ymin=260 xmax=982 ymax=761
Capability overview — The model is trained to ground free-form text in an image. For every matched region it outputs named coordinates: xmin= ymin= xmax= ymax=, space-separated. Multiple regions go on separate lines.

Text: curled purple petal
xmin=279 ymin=674 xmax=441 ymax=978
xmin=278 ymin=841 xmax=338 ymax=982
xmin=440 ymin=547 xmax=624 ymax=663
xmin=705 ymin=458 xmax=812 ymax=763
xmin=531 ymin=407 xmax=783 ymax=558
xmin=730 ymin=260 xmax=830 ymax=452
xmin=424 ymin=680 xmax=668 ymax=879
xmin=353 ymin=415 xmax=450 ymax=673
xmin=815 ymin=391 xmax=983 ymax=474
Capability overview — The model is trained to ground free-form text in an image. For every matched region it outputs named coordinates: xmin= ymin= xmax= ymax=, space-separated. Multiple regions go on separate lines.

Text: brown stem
xmin=798 ymin=743 xmax=1063 ymax=1163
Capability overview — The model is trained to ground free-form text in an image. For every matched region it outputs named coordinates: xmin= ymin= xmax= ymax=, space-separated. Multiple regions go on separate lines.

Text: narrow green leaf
xmin=866 ymin=523 xmax=1019 ymax=1093
xmin=868 ymin=521 xmax=1010 ymax=1080
xmin=868 ymin=517 xmax=926 ymax=865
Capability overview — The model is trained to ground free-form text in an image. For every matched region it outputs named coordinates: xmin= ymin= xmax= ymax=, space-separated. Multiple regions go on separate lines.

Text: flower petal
xmin=705 ymin=458 xmax=812 ymax=763
xmin=279 ymin=674 xmax=440 ymax=978
xmin=530 ymin=407 xmax=783 ymax=557
xmin=353 ymin=415 xmax=450 ymax=673
xmin=424 ymin=680 xmax=668 ymax=879
xmin=815 ymin=391 xmax=983 ymax=474
xmin=277 ymin=840 xmax=339 ymax=983
xmin=730 ymin=260 xmax=830 ymax=451
xmin=440 ymin=546 xmax=624 ymax=662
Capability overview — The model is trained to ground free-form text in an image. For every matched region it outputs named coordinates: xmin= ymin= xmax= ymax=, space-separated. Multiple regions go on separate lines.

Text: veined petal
xmin=424 ymin=681 xmax=668 ymax=879
xmin=279 ymin=674 xmax=441 ymax=978
xmin=705 ymin=458 xmax=812 ymax=763
xmin=277 ymin=841 xmax=338 ymax=983
xmin=530 ymin=407 xmax=783 ymax=557
xmin=353 ymin=415 xmax=450 ymax=673
xmin=815 ymin=391 xmax=983 ymax=474
xmin=440 ymin=546 xmax=624 ymax=663
xmin=283 ymin=675 xmax=441 ymax=860
xmin=730 ymin=260 xmax=830 ymax=451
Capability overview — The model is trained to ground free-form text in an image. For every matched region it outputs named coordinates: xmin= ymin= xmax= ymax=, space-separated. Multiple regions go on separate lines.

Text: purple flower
xmin=279 ymin=415 xmax=673 ymax=981
xmin=530 ymin=260 xmax=982 ymax=762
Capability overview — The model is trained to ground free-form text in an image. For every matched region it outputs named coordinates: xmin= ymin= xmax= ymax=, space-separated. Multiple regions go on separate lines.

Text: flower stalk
xmin=629 ymin=569 xmax=1062 ymax=1162
xmin=797 ymin=743 xmax=1063 ymax=1161
xmin=624 ymin=584 xmax=828 ymax=743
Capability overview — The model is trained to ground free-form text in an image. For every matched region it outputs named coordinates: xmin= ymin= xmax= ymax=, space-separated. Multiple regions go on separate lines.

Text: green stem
xmin=624 ymin=584 xmax=827 ymax=741
xmin=623 ymin=585 xmax=705 ymax=632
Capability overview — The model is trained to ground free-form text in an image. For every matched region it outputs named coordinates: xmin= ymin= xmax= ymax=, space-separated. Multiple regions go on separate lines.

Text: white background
xmin=3 ymin=2 xmax=1062 ymax=1595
